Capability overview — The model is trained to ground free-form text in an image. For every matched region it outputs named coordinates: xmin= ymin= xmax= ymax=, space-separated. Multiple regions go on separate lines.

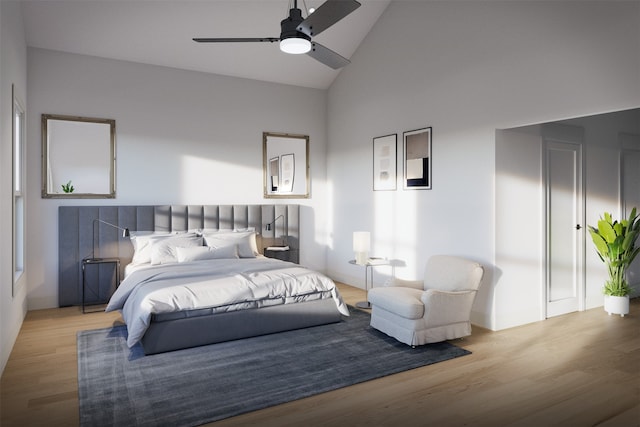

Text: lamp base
xmin=355 ymin=252 xmax=368 ymax=265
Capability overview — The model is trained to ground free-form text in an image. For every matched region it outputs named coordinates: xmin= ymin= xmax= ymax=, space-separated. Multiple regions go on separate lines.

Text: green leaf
xmin=613 ymin=222 xmax=623 ymax=236
xmin=598 ymin=219 xmax=617 ymax=244
xmin=622 ymin=229 xmax=638 ymax=251
xmin=611 ymin=236 xmax=625 ymax=259
xmin=589 ymin=229 xmax=609 ymax=258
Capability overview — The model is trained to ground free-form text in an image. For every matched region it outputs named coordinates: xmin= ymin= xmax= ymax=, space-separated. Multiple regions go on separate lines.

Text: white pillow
xmin=203 ymin=231 xmax=259 ymax=258
xmin=150 ymin=235 xmax=204 ymax=265
xmin=199 ymin=227 xmax=255 ymax=234
xmin=130 ymin=232 xmax=187 ymax=265
xmin=176 ymin=245 xmax=239 ymax=262
xmin=198 ymin=229 xmax=234 ymax=235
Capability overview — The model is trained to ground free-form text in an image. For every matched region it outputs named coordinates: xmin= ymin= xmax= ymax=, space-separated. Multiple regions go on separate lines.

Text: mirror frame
xmin=42 ymin=114 xmax=116 ymax=199
xmin=263 ymin=132 xmax=310 ymax=199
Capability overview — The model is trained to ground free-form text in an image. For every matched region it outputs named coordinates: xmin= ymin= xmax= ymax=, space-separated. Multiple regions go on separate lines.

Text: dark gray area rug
xmin=78 ymin=307 xmax=470 ymax=426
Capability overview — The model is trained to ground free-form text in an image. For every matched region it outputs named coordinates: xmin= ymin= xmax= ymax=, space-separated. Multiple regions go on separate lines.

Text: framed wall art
xmin=403 ymin=127 xmax=432 ymax=190
xmin=373 ymin=134 xmax=397 ymax=191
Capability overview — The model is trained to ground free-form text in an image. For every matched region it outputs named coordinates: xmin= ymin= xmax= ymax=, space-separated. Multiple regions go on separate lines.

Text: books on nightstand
xmin=266 ymin=246 xmax=290 ymax=251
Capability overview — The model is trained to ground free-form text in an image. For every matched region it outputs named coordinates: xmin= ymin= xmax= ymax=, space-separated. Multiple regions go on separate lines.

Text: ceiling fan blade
xmin=307 ymin=42 xmax=350 ymax=69
xmin=297 ymin=0 xmax=361 ymax=37
xmin=193 ymin=37 xmax=280 ymax=43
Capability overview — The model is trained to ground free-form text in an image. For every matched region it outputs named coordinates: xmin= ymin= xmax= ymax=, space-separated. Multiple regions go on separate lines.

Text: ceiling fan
xmin=193 ymin=0 xmax=361 ymax=69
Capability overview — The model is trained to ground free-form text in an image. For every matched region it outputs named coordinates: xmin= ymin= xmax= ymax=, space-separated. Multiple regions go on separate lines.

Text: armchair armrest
xmin=420 ymin=289 xmax=477 ymax=326
xmin=384 ymin=277 xmax=423 ymax=290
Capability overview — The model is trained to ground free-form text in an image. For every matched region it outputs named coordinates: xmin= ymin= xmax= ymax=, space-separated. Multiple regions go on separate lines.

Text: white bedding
xmin=106 ymin=257 xmax=350 ymax=347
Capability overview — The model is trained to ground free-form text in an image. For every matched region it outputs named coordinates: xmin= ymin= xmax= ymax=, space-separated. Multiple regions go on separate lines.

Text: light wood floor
xmin=1 ymin=283 xmax=638 ymax=427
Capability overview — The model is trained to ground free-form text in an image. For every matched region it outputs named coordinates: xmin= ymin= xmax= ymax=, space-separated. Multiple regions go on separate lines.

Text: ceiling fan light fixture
xmin=280 ymin=37 xmax=311 ymax=54
xmin=193 ymin=0 xmax=361 ymax=68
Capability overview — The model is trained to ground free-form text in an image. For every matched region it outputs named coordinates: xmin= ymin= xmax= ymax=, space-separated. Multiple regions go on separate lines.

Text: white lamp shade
xmin=280 ymin=37 xmax=311 ymax=54
xmin=353 ymin=231 xmax=370 ymax=265
xmin=353 ymin=232 xmax=370 ymax=252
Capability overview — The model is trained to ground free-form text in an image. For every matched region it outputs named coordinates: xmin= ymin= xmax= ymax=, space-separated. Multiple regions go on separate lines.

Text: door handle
xmin=575 ymin=224 xmax=582 ymax=230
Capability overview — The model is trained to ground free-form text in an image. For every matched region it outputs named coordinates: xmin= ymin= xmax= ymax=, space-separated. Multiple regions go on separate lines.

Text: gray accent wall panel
xmin=154 ymin=205 xmax=171 ymax=232
xmin=219 ymin=205 xmax=234 ymax=229
xmin=203 ymin=205 xmax=219 ymax=229
xmin=58 ymin=204 xmax=300 ymax=307
xmin=59 ymin=207 xmax=80 ymax=307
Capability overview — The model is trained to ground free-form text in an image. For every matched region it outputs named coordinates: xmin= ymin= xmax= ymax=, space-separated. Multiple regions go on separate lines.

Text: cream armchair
xmin=367 ymin=255 xmax=484 ymax=346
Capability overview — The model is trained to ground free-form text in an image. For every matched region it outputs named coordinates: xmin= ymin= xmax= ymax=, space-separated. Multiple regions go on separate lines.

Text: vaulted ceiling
xmin=21 ymin=0 xmax=390 ymax=90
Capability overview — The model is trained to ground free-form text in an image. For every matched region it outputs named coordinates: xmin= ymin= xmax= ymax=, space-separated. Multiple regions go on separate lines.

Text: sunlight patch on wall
xmin=374 ymin=191 xmax=420 ymax=280
xmin=181 ymin=155 xmax=257 ymax=203
xmin=325 ymin=181 xmax=335 ymax=250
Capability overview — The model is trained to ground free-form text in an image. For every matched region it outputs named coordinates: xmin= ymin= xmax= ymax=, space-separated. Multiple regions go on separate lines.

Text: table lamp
xmin=353 ymin=231 xmax=370 ymax=265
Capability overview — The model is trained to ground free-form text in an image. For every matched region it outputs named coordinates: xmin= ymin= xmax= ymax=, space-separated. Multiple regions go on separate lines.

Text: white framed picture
xmin=403 ymin=127 xmax=432 ymax=190
xmin=373 ymin=134 xmax=397 ymax=191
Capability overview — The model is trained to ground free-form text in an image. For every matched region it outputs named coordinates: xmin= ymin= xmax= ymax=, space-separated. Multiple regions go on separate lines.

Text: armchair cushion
xmin=384 ymin=277 xmax=423 ymax=289
xmin=368 ymin=287 xmax=424 ymax=319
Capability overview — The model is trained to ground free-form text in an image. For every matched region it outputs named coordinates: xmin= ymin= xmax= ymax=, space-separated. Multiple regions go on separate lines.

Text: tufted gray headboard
xmin=58 ymin=204 xmax=299 ymax=307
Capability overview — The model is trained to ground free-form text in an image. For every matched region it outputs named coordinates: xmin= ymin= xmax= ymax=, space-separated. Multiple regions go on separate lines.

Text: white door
xmin=545 ymin=140 xmax=584 ymax=317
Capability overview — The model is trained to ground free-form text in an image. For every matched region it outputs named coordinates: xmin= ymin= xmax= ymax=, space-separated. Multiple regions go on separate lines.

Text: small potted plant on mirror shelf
xmin=588 ymin=207 xmax=640 ymax=317
xmin=61 ymin=180 xmax=74 ymax=193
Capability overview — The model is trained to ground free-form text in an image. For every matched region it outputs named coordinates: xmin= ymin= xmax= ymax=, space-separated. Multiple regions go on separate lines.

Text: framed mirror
xmin=42 ymin=114 xmax=116 ymax=198
xmin=263 ymin=132 xmax=310 ymax=198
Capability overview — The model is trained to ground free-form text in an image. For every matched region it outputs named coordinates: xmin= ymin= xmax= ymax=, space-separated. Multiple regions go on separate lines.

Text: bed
xmin=59 ymin=204 xmax=349 ymax=354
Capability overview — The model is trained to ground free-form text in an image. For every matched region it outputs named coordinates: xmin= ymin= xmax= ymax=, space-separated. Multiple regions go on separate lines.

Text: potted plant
xmin=61 ymin=180 xmax=74 ymax=193
xmin=588 ymin=207 xmax=640 ymax=317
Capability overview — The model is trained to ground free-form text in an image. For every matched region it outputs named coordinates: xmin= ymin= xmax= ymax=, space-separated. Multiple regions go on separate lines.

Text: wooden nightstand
xmin=81 ymin=257 xmax=121 ymax=313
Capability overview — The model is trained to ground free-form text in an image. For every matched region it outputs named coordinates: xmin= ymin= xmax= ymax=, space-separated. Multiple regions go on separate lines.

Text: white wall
xmin=326 ymin=1 xmax=640 ymax=330
xmin=26 ymin=48 xmax=329 ymax=309
xmin=1 ymin=0 xmax=28 ymax=374
xmin=495 ymin=128 xmax=544 ymax=329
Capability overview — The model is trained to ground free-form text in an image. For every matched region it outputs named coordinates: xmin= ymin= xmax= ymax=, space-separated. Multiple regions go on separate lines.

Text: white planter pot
xmin=604 ymin=295 xmax=630 ymax=317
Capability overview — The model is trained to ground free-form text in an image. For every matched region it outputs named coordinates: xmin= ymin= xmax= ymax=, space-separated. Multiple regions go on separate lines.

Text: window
xmin=12 ymin=84 xmax=25 ymax=291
